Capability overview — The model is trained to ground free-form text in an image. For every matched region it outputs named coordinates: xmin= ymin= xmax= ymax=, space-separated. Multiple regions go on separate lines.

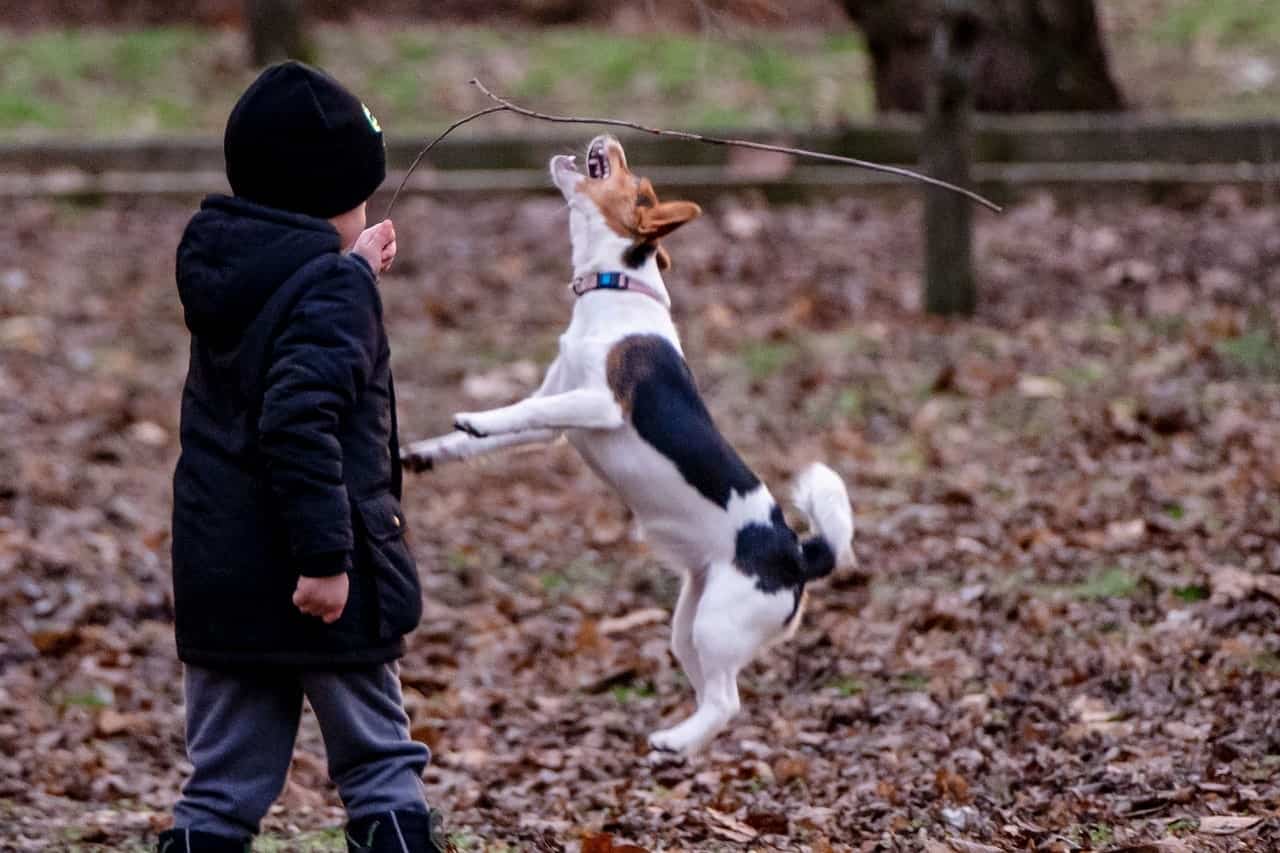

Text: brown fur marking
xmin=606 ymin=335 xmax=663 ymax=416
xmin=580 ymin=138 xmax=701 ymax=259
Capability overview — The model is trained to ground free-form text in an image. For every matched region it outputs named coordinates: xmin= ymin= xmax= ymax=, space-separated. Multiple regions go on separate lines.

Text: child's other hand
xmin=353 ymin=219 xmax=397 ymax=275
xmin=292 ymin=573 xmax=349 ymax=623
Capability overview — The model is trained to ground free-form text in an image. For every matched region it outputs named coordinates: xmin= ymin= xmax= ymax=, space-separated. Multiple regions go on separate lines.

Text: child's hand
xmin=353 ymin=219 xmax=397 ymax=275
xmin=292 ymin=573 xmax=349 ymax=623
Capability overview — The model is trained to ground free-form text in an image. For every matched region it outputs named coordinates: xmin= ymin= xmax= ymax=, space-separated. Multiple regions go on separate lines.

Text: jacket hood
xmin=176 ymin=194 xmax=342 ymax=340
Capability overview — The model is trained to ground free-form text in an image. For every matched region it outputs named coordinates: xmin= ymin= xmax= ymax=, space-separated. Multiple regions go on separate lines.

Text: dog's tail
xmin=792 ymin=463 xmax=855 ymax=581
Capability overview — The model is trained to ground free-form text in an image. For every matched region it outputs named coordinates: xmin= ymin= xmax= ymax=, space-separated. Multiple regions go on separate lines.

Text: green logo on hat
xmin=362 ymin=104 xmax=382 ymax=134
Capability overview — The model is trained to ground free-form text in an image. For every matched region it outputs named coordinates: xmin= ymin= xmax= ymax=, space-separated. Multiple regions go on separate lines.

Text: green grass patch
xmin=610 ymin=681 xmax=656 ymax=704
xmin=1156 ymin=0 xmax=1280 ymax=46
xmin=539 ymin=571 xmax=568 ymax=593
xmin=539 ymin=557 xmax=613 ymax=596
xmin=1166 ymin=817 xmax=1198 ymax=835
xmin=1055 ymin=359 xmax=1107 ymax=388
xmin=1250 ymin=652 xmax=1280 ymax=674
xmin=1216 ymin=328 xmax=1280 ymax=377
xmin=447 ymin=829 xmax=492 ymax=851
xmin=828 ymin=677 xmax=864 ymax=697
xmin=1172 ymin=583 xmax=1209 ymax=603
xmin=0 ymin=25 xmax=875 ymax=137
xmin=0 ymin=92 xmax=65 ymax=129
xmin=0 ymin=27 xmax=213 ymax=132
xmin=1071 ymin=567 xmax=1140 ymax=600
xmin=393 ymin=31 xmax=438 ymax=63
xmin=803 ymin=385 xmax=866 ymax=426
xmin=256 ymin=828 xmax=345 ymax=851
xmin=740 ymin=340 xmax=799 ymax=380
xmin=1077 ymin=823 xmax=1115 ymax=846
xmin=57 ymin=688 xmax=112 ymax=708
xmin=835 ymin=387 xmax=864 ymax=417
xmin=896 ymin=672 xmax=930 ymax=691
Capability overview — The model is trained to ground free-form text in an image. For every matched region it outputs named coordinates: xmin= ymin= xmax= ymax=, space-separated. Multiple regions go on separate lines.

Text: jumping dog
xmin=402 ymin=135 xmax=854 ymax=754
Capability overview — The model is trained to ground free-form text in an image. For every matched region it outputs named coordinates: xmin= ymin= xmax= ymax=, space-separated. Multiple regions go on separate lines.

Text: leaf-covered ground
xmin=1 ymin=186 xmax=1278 ymax=851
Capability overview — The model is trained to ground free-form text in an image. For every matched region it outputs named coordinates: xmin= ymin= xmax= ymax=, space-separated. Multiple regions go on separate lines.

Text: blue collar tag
xmin=596 ymin=272 xmax=624 ymax=289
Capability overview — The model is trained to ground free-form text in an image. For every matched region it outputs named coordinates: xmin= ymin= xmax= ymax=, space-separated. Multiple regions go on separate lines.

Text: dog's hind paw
xmin=645 ymin=746 xmax=689 ymax=766
xmin=647 ymin=727 xmax=696 ymax=755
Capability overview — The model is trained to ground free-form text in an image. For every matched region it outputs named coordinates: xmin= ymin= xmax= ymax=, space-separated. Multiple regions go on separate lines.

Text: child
xmin=164 ymin=62 xmax=444 ymax=853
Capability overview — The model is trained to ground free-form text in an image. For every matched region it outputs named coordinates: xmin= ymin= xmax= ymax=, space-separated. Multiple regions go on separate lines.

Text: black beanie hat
xmin=224 ymin=61 xmax=386 ymax=219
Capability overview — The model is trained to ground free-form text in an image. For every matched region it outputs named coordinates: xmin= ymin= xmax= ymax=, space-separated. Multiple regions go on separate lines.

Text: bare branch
xmin=383 ymin=78 xmax=1003 ymax=219
xmin=470 ymin=79 xmax=1002 ymax=212
xmin=382 ymin=104 xmax=507 ymax=219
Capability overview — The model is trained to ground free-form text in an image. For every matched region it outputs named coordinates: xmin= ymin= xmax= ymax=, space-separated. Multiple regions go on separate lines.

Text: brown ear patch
xmin=637 ymin=200 xmax=702 ymax=239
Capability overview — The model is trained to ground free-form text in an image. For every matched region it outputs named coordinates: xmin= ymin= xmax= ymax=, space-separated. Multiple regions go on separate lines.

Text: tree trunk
xmin=841 ymin=0 xmax=1124 ymax=113
xmin=245 ymin=0 xmax=308 ymax=67
xmin=923 ymin=0 xmax=977 ymax=316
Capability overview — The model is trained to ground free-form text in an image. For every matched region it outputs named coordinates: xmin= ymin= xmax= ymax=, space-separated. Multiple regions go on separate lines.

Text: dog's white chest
xmin=569 ymin=426 xmax=736 ymax=568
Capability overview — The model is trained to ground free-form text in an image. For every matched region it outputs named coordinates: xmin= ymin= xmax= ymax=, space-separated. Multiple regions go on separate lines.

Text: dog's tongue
xmin=587 ymin=143 xmax=608 ymax=179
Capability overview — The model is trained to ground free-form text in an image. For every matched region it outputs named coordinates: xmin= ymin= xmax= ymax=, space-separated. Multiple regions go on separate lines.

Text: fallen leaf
xmin=704 ymin=808 xmax=758 ymax=842
xmin=597 ymin=608 xmax=668 ymax=636
xmin=95 ymin=709 xmax=135 ymax=737
xmin=1018 ymin=375 xmax=1066 ymax=399
xmin=1197 ymin=815 xmax=1262 ymax=835
xmin=772 ymin=755 xmax=809 ymax=785
xmin=743 ymin=810 xmax=788 ymax=836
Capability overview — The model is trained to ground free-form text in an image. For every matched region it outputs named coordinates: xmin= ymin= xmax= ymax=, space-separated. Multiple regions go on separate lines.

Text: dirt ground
xmin=1 ymin=182 xmax=1278 ymax=851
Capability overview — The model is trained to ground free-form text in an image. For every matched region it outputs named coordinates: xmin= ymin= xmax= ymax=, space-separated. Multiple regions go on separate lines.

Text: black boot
xmin=157 ymin=828 xmax=251 ymax=853
xmin=346 ymin=809 xmax=448 ymax=853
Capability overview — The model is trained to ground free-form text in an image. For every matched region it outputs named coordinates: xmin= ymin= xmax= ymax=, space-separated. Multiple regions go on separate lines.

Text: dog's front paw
xmin=452 ymin=412 xmax=489 ymax=438
xmin=399 ymin=441 xmax=437 ymax=473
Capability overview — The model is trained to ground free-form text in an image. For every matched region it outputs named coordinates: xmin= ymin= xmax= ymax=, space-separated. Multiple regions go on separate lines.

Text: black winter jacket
xmin=171 ymin=195 xmax=421 ymax=668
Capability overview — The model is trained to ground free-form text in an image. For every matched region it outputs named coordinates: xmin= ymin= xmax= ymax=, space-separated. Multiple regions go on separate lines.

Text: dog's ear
xmin=656 ymin=244 xmax=672 ymax=270
xmin=637 ymin=200 xmax=701 ymax=239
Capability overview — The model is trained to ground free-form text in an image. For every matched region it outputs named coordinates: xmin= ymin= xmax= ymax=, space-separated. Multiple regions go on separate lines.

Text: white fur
xmin=402 ymin=137 xmax=854 ymax=754
xmin=793 ymin=463 xmax=856 ymax=566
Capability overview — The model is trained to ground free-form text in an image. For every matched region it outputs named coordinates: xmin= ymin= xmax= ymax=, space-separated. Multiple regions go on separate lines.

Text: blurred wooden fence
xmin=1 ymin=115 xmax=1277 ymax=200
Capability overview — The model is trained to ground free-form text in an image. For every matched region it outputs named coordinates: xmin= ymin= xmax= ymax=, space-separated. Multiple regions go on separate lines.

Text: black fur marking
xmin=623 ymin=241 xmax=659 ymax=269
xmin=801 ymin=537 xmax=836 ymax=579
xmin=734 ymin=504 xmax=838 ymax=622
xmin=734 ymin=509 xmax=803 ymax=595
xmin=606 ymin=334 xmax=759 ymax=508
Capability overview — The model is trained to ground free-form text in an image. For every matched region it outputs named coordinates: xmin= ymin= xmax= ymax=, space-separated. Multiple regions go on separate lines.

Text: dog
xmin=402 ymin=135 xmax=854 ymax=754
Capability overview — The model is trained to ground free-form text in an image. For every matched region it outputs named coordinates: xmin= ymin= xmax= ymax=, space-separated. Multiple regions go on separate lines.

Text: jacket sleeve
xmin=258 ymin=256 xmax=379 ymax=577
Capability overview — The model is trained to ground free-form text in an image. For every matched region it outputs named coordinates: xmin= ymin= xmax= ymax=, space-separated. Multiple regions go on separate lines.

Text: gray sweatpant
xmin=173 ymin=663 xmax=430 ymax=840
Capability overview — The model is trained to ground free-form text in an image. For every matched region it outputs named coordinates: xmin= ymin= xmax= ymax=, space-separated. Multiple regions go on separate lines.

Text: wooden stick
xmin=382 ymin=104 xmax=507 ymax=218
xmin=470 ymin=78 xmax=1002 ymax=212
xmin=383 ymin=79 xmax=1004 ymax=218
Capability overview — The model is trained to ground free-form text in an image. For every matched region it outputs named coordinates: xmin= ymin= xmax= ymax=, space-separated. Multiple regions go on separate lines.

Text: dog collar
xmin=571 ymin=272 xmax=667 ymax=306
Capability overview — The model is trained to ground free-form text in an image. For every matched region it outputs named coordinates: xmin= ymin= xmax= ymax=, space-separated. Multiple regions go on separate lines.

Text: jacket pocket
xmin=354 ymin=492 xmax=422 ymax=641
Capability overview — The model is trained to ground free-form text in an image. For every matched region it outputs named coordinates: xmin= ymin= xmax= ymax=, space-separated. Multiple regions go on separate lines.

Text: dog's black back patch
xmin=607 ymin=334 xmax=759 ymax=508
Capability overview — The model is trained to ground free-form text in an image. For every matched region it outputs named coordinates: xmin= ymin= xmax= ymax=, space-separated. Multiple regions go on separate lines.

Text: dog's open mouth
xmin=587 ymin=139 xmax=609 ymax=179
